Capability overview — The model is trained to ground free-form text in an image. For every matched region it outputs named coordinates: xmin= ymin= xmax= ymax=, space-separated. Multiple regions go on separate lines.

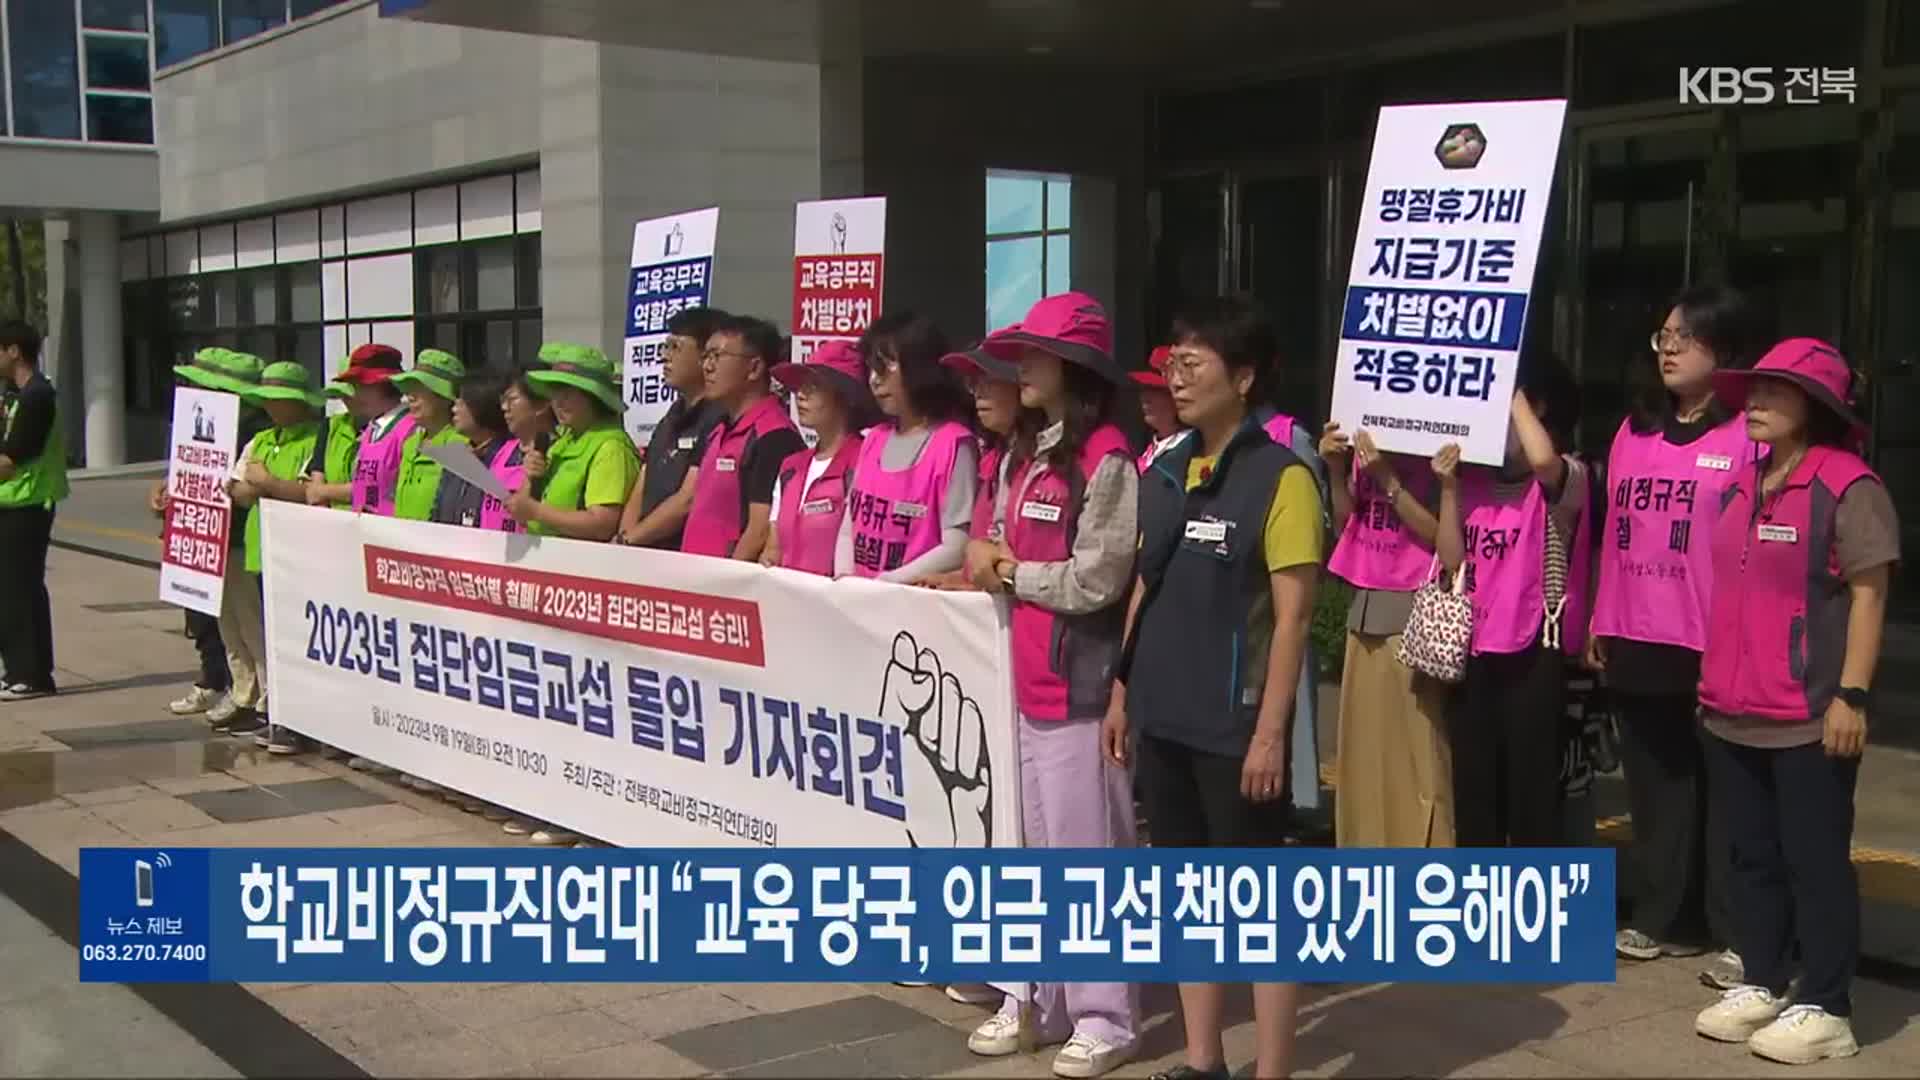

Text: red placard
xmin=791 ymin=254 xmax=885 ymax=340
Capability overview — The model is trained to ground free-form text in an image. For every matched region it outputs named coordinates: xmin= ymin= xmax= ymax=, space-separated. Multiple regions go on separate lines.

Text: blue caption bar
xmin=80 ymin=847 xmax=1614 ymax=985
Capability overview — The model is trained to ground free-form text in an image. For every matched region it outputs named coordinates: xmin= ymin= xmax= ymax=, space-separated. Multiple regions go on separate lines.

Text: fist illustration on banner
xmin=830 ymin=212 xmax=849 ymax=255
xmin=878 ymin=631 xmax=993 ymax=849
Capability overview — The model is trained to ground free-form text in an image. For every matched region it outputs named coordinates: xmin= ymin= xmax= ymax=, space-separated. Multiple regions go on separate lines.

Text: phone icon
xmin=135 ymin=860 xmax=154 ymax=908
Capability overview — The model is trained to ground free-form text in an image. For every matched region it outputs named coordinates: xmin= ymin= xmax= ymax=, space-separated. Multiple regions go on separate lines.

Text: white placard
xmin=790 ymin=196 xmax=886 ymax=365
xmin=158 ymin=388 xmax=241 ymax=616
xmin=622 ymin=207 xmax=719 ymax=447
xmin=259 ymin=502 xmax=1020 ymax=851
xmin=1328 ymin=99 xmax=1567 ymax=466
xmin=422 ymin=441 xmax=509 ymax=503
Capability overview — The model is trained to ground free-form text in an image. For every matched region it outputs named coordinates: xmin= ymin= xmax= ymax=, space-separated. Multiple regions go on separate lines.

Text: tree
xmin=0 ymin=218 xmax=49 ymax=331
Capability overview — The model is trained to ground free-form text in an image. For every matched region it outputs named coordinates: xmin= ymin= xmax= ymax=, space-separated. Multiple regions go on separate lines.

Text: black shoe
xmin=214 ymin=708 xmax=266 ymax=736
xmin=1150 ymin=1066 xmax=1232 ymax=1080
xmin=265 ymin=726 xmax=308 ymax=756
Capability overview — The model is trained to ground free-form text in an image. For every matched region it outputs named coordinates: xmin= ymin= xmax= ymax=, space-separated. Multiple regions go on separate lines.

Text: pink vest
xmin=846 ymin=421 xmax=972 ymax=578
xmin=351 ymin=412 xmax=417 ymax=516
xmin=1262 ymin=412 xmax=1298 ymax=448
xmin=774 ymin=436 xmax=861 ymax=577
xmin=682 ymin=396 xmax=798 ymax=557
xmin=1461 ymin=469 xmax=1592 ymax=656
xmin=1004 ymin=424 xmax=1133 ymax=720
xmin=1699 ymin=447 xmax=1878 ymax=721
xmin=1326 ymin=455 xmax=1436 ymax=591
xmin=972 ymin=443 xmax=1004 ymax=540
xmin=475 ymin=441 xmax=527 ymax=533
xmin=1592 ymin=418 xmax=1753 ymax=652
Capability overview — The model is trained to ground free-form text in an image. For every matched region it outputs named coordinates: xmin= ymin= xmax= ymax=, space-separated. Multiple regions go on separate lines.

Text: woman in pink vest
xmin=1690 ymin=340 xmax=1896 ymax=1066
xmin=835 ymin=311 xmax=979 ymax=581
xmin=303 ymin=344 xmax=413 ymax=515
xmin=1435 ymin=361 xmax=1592 ymax=848
xmin=760 ymin=341 xmax=877 ymax=575
xmin=1588 ymin=286 xmax=1763 ymax=979
xmin=962 ymin=292 xmax=1140 ymax=1079
xmin=1131 ymin=345 xmax=1187 ymax=471
xmin=917 ymin=331 xmax=1034 ymax=590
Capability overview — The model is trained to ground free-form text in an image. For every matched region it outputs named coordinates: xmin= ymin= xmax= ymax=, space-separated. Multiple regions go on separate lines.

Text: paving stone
xmin=181 ymin=778 xmax=386 ymax=823
xmin=485 ymin=1007 xmax=632 ymax=1064
xmin=720 ymin=981 xmax=866 ymax=1012
xmin=523 ymin=1038 xmax=707 ymax=1078
xmin=600 ymin=985 xmax=760 ymax=1040
xmin=63 ymin=783 xmax=162 ymax=807
xmin=266 ymin=981 xmax=414 ymax=1026
xmin=91 ymin=795 xmax=221 ymax=836
xmin=843 ymin=1021 xmax=995 ymax=1077
xmin=662 ymin=994 xmax=927 ymax=1072
xmin=46 ymin=719 xmax=213 ymax=749
xmin=425 ymin=983 xmax=587 ymax=1030
xmin=348 ymin=1029 xmax=505 ymax=1079
xmin=318 ymin=999 xmax=463 ymax=1054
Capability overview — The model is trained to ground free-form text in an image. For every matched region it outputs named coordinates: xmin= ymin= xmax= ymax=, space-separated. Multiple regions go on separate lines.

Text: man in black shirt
xmin=617 ymin=306 xmax=730 ymax=548
xmin=0 ymin=321 xmax=66 ymax=700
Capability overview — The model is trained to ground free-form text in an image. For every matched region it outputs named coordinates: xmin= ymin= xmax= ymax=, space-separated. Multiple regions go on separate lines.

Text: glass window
xmin=986 ymin=237 xmax=1043 ymax=330
xmin=987 ymin=175 xmax=1044 ymax=235
xmin=474 ymin=239 xmax=516 ymax=311
xmin=155 ymin=0 xmax=218 ymax=68
xmin=241 ymin=268 xmax=280 ymax=325
xmin=207 ymin=274 xmax=240 ymax=328
xmin=9 ymin=0 xmax=82 ymax=140
xmin=516 ymin=234 xmax=541 ymax=308
xmin=517 ymin=318 xmax=542 ymax=366
xmin=483 ymin=320 xmax=516 ymax=370
xmin=1045 ymin=235 xmax=1072 ymax=296
xmin=87 ymin=95 xmax=154 ymax=144
xmin=1046 ymin=179 xmax=1072 ymax=231
xmin=224 ymin=0 xmax=286 ymax=45
xmin=416 ymin=246 xmax=461 ymax=314
xmin=290 ymin=328 xmax=324 ymax=377
xmin=287 ymin=264 xmax=323 ymax=323
xmin=83 ymin=0 xmax=148 ymax=31
xmin=292 ymin=0 xmax=351 ymax=18
xmin=85 ymin=36 xmax=152 ymax=91
xmin=985 ymin=170 xmax=1072 ymax=325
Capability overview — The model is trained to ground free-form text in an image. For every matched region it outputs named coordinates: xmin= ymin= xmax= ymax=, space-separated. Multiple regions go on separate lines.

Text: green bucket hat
xmin=244 ymin=361 xmax=326 ymax=411
xmin=526 ymin=343 xmax=622 ymax=413
xmin=174 ymin=348 xmax=264 ymax=395
xmin=390 ymin=348 xmax=466 ymax=401
xmin=323 ymin=355 xmax=354 ymax=400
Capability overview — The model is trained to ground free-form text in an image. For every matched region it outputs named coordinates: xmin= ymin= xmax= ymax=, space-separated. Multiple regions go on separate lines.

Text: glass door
xmin=1148 ymin=172 xmax=1229 ymax=348
xmin=1230 ymin=166 xmax=1330 ymax=424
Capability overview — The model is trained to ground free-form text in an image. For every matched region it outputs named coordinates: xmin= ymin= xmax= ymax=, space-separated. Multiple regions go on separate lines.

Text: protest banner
xmin=622 ymin=207 xmax=719 ymax=447
xmin=1328 ymin=98 xmax=1567 ymax=466
xmin=78 ymin=845 xmax=1616 ymax=984
xmin=257 ymin=502 xmax=1018 ymax=852
xmin=790 ymin=197 xmax=885 ymax=365
xmin=158 ymin=387 xmax=241 ymax=616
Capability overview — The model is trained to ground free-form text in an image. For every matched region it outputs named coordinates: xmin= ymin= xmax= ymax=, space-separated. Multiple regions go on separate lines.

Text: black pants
xmin=0 ymin=505 xmax=56 ymax=689
xmin=185 ymin=610 xmax=230 ymax=692
xmin=1616 ymin=692 xmax=1732 ymax=946
xmin=1450 ymin=645 xmax=1564 ymax=847
xmin=1136 ymin=734 xmax=1291 ymax=848
xmin=1703 ymin=733 xmax=1859 ymax=1015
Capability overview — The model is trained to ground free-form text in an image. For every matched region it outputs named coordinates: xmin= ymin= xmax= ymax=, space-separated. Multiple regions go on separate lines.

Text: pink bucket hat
xmin=940 ymin=327 xmax=1023 ymax=382
xmin=1712 ymin=337 xmax=1865 ymax=439
xmin=980 ymin=291 xmax=1123 ymax=384
xmin=770 ymin=340 xmax=877 ymax=408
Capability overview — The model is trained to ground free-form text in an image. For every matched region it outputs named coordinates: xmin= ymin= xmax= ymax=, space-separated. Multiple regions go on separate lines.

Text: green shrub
xmin=1312 ymin=573 xmax=1354 ymax=678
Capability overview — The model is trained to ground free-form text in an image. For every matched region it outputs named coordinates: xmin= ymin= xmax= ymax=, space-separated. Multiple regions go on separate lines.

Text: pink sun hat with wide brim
xmin=1711 ymin=337 xmax=1866 ymax=440
xmin=979 ymin=291 xmax=1125 ymax=385
xmin=769 ymin=340 xmax=877 ymax=410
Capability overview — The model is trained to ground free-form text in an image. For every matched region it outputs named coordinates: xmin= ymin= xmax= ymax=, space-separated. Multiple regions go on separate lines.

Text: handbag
xmin=1396 ymin=555 xmax=1474 ymax=684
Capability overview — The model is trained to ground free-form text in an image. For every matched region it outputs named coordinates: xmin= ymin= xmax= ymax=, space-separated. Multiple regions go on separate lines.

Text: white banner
xmin=259 ymin=502 xmax=1019 ymax=851
xmin=159 ymin=387 xmax=241 ymax=616
xmin=1328 ymin=98 xmax=1566 ymax=466
xmin=622 ymin=207 xmax=719 ymax=447
xmin=790 ymin=196 xmax=885 ymax=365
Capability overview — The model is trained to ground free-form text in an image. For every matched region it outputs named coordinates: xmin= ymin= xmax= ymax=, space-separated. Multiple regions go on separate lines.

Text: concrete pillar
xmin=77 ymin=212 xmax=125 ymax=468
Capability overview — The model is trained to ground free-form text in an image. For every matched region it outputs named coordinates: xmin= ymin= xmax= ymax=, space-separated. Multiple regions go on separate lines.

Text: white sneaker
xmin=529 ymin=828 xmax=578 ymax=846
xmin=1701 ymin=949 xmax=1745 ymax=990
xmin=968 ymin=1012 xmax=1023 ymax=1057
xmin=502 ymin=819 xmax=535 ymax=836
xmin=894 ymin=981 xmax=930 ymax=988
xmin=1748 ymin=1005 xmax=1859 ymax=1065
xmin=1696 ymin=985 xmax=1789 ymax=1043
xmin=169 ymin=686 xmax=221 ymax=715
xmin=1051 ymin=1032 xmax=1133 ymax=1079
xmin=205 ymin=695 xmax=240 ymax=724
xmin=946 ymin=983 xmax=1002 ymax=1006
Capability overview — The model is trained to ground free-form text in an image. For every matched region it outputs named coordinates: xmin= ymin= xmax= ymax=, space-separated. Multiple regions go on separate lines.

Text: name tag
xmin=1757 ymin=523 xmax=1799 ymax=544
xmin=1184 ymin=518 xmax=1229 ymax=545
xmin=1019 ymin=500 xmax=1062 ymax=524
xmin=1696 ymin=453 xmax=1734 ymax=471
xmin=894 ymin=501 xmax=927 ymax=519
xmin=715 ymin=457 xmax=737 ymax=474
xmin=800 ymin=498 xmax=835 ymax=515
xmin=676 ymin=436 xmax=696 ymax=452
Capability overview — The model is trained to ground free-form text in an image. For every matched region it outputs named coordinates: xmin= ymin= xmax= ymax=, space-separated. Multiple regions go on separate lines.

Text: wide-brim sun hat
xmin=335 ymin=343 xmax=406 ymax=386
xmin=1711 ymin=337 xmax=1865 ymax=440
xmin=979 ymin=291 xmax=1126 ymax=385
xmin=174 ymin=348 xmax=263 ymax=395
xmin=940 ymin=328 xmax=1023 ymax=383
xmin=526 ymin=342 xmax=623 ymax=414
xmin=1130 ymin=345 xmax=1172 ymax=388
xmin=390 ymin=348 xmax=467 ymax=401
xmin=323 ymin=355 xmax=354 ymax=399
xmin=244 ymin=361 xmax=327 ymax=410
xmin=770 ymin=340 xmax=879 ymax=410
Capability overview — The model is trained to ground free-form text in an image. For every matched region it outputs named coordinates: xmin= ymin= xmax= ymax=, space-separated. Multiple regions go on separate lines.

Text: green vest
xmin=0 ymin=391 xmax=68 ymax=509
xmin=242 ymin=421 xmax=322 ymax=573
xmin=323 ymin=412 xmax=361 ymax=509
xmin=531 ymin=423 xmax=638 ymax=536
xmin=392 ymin=424 xmax=468 ymax=522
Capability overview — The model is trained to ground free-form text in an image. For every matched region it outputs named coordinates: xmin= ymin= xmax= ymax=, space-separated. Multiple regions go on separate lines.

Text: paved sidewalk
xmin=5 ymin=545 xmax=1920 ymax=1077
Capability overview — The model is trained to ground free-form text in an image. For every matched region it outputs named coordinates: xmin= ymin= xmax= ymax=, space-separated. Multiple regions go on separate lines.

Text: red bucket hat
xmin=1711 ymin=337 xmax=1865 ymax=440
xmin=1129 ymin=345 xmax=1172 ymax=389
xmin=770 ymin=340 xmax=878 ymax=410
xmin=980 ymin=291 xmax=1123 ymax=384
xmin=336 ymin=343 xmax=406 ymax=385
xmin=940 ymin=328 xmax=1023 ymax=383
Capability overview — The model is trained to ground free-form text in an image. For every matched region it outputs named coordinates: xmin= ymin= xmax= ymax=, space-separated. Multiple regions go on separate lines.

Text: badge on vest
xmin=1757 ymin=523 xmax=1799 ymax=544
xmin=677 ymin=436 xmax=697 ymax=452
xmin=1184 ymin=518 xmax=1230 ymax=545
xmin=1696 ymin=453 xmax=1734 ymax=471
xmin=894 ymin=501 xmax=928 ymax=519
xmin=800 ymin=498 xmax=835 ymax=515
xmin=715 ymin=457 xmax=737 ymax=473
xmin=1019 ymin=500 xmax=1062 ymax=524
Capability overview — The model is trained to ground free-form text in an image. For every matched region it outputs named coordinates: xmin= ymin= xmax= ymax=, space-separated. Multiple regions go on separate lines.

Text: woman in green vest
xmin=389 ymin=349 xmax=469 ymax=521
xmin=303 ymin=358 xmax=363 ymax=509
xmin=231 ymin=362 xmax=325 ymax=755
xmin=507 ymin=344 xmax=639 ymax=541
xmin=0 ymin=320 xmax=68 ymax=701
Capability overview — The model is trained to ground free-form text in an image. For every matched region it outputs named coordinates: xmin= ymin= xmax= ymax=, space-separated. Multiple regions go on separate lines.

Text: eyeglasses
xmin=1650 ymin=328 xmax=1696 ymax=353
xmin=1161 ymin=348 xmax=1214 ymax=382
xmin=703 ymin=348 xmax=757 ymax=363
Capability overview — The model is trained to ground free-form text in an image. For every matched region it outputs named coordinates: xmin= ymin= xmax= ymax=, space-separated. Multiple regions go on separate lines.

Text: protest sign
xmin=1329 ymin=99 xmax=1567 ymax=466
xmin=422 ymin=441 xmax=509 ymax=503
xmin=159 ymin=388 xmax=241 ymax=616
xmin=791 ymin=197 xmax=885 ymax=365
xmin=257 ymin=502 xmax=1018 ymax=852
xmin=622 ymin=207 xmax=719 ymax=447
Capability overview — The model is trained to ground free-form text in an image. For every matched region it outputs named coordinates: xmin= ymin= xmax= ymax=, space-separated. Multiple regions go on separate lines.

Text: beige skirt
xmin=1334 ymin=631 xmax=1455 ymax=847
